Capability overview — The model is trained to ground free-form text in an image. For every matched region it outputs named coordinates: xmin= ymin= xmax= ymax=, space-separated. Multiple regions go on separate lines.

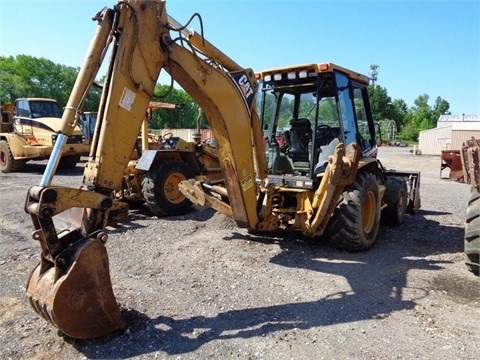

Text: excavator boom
xmin=24 ymin=0 xmax=263 ymax=339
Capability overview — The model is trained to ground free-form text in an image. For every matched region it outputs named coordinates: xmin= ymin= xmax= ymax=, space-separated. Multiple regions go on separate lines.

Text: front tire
xmin=381 ymin=177 xmax=408 ymax=226
xmin=465 ymin=191 xmax=480 ymax=276
xmin=141 ymin=159 xmax=195 ymax=216
xmin=0 ymin=140 xmax=24 ymax=173
xmin=327 ymin=171 xmax=381 ymax=251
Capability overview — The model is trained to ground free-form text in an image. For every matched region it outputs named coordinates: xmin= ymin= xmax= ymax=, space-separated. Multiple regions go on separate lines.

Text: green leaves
xmin=149 ymin=84 xmax=199 ymax=129
xmin=0 ymin=55 xmax=91 ymax=109
xmin=367 ymin=85 xmax=451 ymax=143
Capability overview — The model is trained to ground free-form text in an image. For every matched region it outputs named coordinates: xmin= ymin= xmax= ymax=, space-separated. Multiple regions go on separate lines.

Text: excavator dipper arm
xmin=24 ymin=0 xmax=263 ymax=339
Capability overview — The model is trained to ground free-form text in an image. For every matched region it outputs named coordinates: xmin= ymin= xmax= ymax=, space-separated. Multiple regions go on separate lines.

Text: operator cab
xmin=257 ymin=63 xmax=377 ymax=187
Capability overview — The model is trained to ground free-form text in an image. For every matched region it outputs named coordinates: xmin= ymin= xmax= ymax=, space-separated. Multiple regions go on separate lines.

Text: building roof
xmin=438 ymin=114 xmax=480 ymax=122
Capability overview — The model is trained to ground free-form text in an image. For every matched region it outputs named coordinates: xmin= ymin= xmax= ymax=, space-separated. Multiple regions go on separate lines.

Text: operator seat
xmin=284 ymin=118 xmax=312 ymax=163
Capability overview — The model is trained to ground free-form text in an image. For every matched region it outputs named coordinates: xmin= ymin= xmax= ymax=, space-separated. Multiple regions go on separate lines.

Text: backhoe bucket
xmin=26 ymin=237 xmax=126 ymax=339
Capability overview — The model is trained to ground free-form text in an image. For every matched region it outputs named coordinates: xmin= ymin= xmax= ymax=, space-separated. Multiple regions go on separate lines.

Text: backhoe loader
xmin=120 ymin=101 xmax=222 ymax=216
xmin=23 ymin=0 xmax=421 ymax=339
xmin=81 ymin=101 xmax=220 ymax=215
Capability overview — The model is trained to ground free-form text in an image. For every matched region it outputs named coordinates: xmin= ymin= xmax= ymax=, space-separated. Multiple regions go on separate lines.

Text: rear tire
xmin=327 ymin=171 xmax=381 ymax=251
xmin=381 ymin=177 xmax=408 ymax=226
xmin=0 ymin=140 xmax=25 ymax=173
xmin=465 ymin=191 xmax=480 ymax=276
xmin=58 ymin=155 xmax=80 ymax=169
xmin=142 ymin=159 xmax=195 ymax=216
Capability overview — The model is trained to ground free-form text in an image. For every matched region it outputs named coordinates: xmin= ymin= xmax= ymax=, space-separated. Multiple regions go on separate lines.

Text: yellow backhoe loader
xmin=23 ymin=0 xmax=420 ymax=339
xmin=79 ymin=102 xmax=221 ymax=215
xmin=119 ymin=101 xmax=222 ymax=216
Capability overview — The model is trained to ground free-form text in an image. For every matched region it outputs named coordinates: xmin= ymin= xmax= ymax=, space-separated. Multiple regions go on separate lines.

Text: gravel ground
xmin=0 ymin=146 xmax=479 ymax=360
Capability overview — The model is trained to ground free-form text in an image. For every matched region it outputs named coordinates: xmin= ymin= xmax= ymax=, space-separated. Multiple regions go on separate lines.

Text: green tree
xmin=0 ymin=55 xmax=101 ymax=111
xmin=432 ymin=96 xmax=450 ymax=123
xmin=368 ymin=85 xmax=406 ymax=133
xmin=149 ymin=84 xmax=198 ymax=129
xmin=397 ymin=93 xmax=450 ymax=142
xmin=318 ymin=98 xmax=338 ymax=123
xmin=277 ymin=96 xmax=294 ymax=127
xmin=0 ymin=56 xmax=29 ymax=103
xmin=368 ymin=85 xmax=394 ymax=121
xmin=391 ymin=98 xmax=408 ymax=127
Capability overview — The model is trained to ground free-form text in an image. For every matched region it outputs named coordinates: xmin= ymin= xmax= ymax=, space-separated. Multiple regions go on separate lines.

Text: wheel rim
xmin=163 ymin=172 xmax=187 ymax=204
xmin=362 ymin=190 xmax=376 ymax=234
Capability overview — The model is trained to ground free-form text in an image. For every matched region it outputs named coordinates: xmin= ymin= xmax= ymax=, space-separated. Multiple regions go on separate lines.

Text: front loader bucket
xmin=26 ymin=237 xmax=126 ymax=339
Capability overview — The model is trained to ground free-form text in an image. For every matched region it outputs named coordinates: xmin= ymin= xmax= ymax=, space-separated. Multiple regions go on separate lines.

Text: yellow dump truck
xmin=0 ymin=98 xmax=90 ymax=172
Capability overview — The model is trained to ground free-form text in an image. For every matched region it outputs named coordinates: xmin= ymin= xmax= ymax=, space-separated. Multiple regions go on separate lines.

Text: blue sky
xmin=1 ymin=0 xmax=478 ymax=115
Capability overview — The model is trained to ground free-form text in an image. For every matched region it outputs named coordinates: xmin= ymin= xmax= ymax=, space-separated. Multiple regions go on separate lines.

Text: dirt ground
xmin=0 ymin=146 xmax=479 ymax=360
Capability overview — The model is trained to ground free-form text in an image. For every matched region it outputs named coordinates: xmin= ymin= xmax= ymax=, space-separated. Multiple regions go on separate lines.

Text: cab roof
xmin=15 ymin=98 xmax=58 ymax=102
xmin=259 ymin=62 xmax=370 ymax=85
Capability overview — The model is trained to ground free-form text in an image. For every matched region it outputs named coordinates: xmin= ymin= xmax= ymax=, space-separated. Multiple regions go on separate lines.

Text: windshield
xmin=259 ymin=88 xmax=341 ymax=138
xmin=29 ymin=101 xmax=62 ymax=118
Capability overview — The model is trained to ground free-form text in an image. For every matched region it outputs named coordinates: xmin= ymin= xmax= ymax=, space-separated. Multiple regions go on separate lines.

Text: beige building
xmin=418 ymin=115 xmax=480 ymax=155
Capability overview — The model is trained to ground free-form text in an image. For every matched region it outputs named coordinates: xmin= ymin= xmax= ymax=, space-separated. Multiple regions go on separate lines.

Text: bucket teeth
xmin=26 ymin=238 xmax=126 ymax=339
xmin=27 ymin=297 xmax=53 ymax=323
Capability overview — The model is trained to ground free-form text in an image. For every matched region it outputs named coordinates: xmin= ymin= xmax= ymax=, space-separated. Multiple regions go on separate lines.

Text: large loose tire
xmin=141 ymin=159 xmax=195 ymax=216
xmin=381 ymin=177 xmax=408 ymax=226
xmin=58 ymin=155 xmax=81 ymax=170
xmin=465 ymin=191 xmax=480 ymax=276
xmin=0 ymin=140 xmax=25 ymax=173
xmin=327 ymin=171 xmax=381 ymax=251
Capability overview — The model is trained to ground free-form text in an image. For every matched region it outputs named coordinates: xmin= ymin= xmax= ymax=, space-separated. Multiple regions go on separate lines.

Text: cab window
xmin=16 ymin=100 xmax=31 ymax=118
xmin=353 ymin=87 xmax=375 ymax=151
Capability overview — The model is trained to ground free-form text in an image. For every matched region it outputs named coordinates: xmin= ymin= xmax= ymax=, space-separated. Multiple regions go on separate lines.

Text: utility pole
xmin=369 ymin=64 xmax=380 ymax=85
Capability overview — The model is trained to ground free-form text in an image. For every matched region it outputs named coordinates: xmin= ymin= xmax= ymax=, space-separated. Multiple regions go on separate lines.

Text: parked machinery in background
xmin=0 ymin=98 xmax=89 ymax=172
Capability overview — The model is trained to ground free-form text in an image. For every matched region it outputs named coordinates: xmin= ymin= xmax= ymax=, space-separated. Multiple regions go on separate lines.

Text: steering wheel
xmin=316 ymin=124 xmax=332 ymax=135
xmin=162 ymin=132 xmax=173 ymax=140
xmin=316 ymin=124 xmax=331 ymax=129
xmin=159 ymin=132 xmax=174 ymax=148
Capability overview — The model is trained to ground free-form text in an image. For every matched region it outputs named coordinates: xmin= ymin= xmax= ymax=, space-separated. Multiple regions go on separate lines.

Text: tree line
xmin=0 ymin=55 xmax=200 ymax=130
xmin=1 ymin=55 xmax=450 ymax=141
xmin=367 ymin=85 xmax=450 ymax=142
